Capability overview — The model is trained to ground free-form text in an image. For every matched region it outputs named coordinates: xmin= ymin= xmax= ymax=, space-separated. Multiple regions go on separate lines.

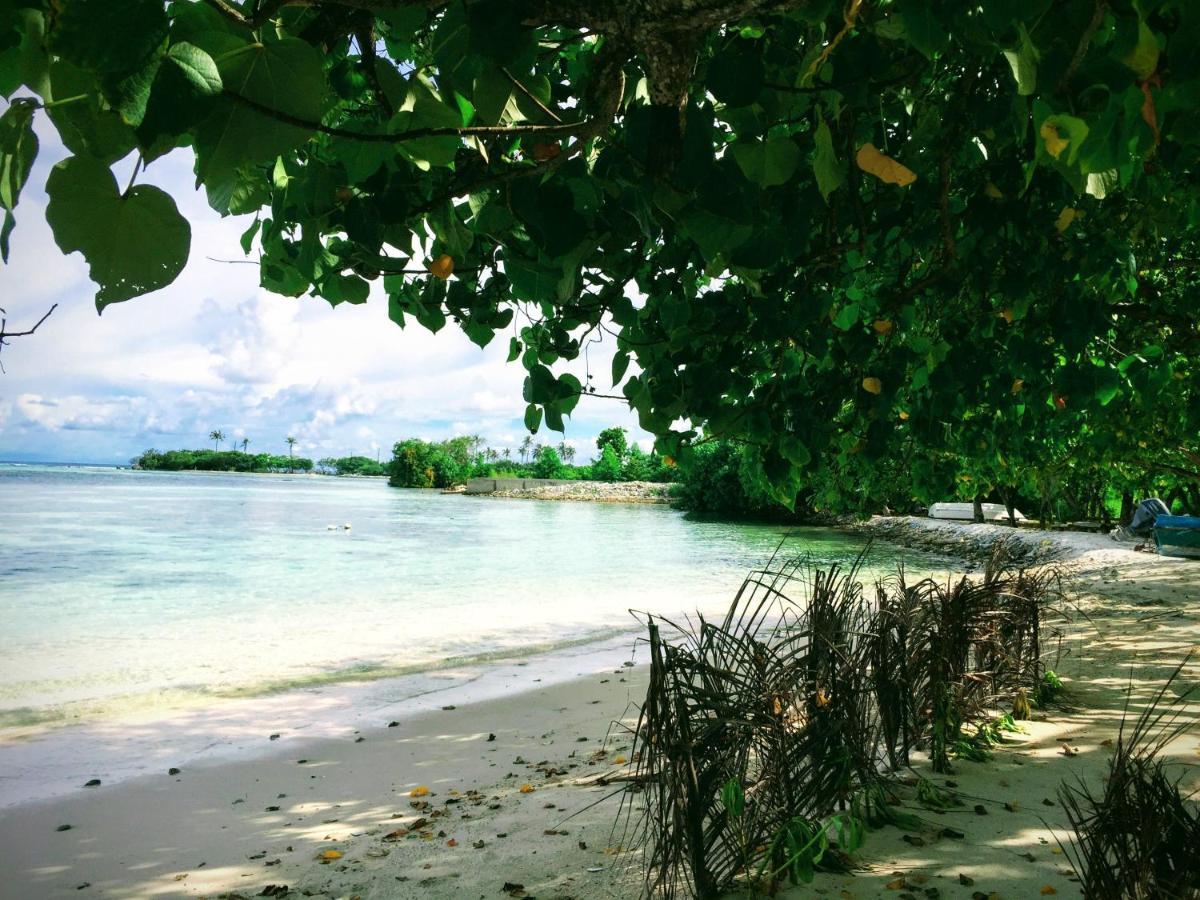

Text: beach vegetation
xmin=624 ymin=545 xmax=1067 ymax=896
xmin=1057 ymin=657 xmax=1200 ymax=898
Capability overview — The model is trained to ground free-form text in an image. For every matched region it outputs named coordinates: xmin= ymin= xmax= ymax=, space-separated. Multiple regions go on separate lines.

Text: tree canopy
xmin=2 ymin=0 xmax=1197 ymax=507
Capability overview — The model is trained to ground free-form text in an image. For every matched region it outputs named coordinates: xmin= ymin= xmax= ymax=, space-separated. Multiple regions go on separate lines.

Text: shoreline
xmin=0 ymin=632 xmax=644 ymax=811
xmin=1 ymin=521 xmax=1196 ymax=898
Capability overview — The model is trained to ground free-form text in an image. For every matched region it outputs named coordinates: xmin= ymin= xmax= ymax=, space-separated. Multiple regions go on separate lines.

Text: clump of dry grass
xmin=620 ymin=542 xmax=1068 ymax=897
xmin=1057 ymin=657 xmax=1200 ymax=899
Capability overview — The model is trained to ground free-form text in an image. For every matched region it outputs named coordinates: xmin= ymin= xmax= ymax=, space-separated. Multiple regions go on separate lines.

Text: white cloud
xmin=0 ymin=104 xmax=654 ymax=464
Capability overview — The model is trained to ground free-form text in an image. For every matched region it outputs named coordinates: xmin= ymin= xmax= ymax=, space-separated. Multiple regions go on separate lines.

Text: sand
xmin=1 ymin=518 xmax=1197 ymax=900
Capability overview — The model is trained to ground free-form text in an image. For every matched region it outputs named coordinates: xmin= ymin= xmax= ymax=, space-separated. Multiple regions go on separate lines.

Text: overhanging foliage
xmin=1 ymin=0 xmax=1197 ymax=500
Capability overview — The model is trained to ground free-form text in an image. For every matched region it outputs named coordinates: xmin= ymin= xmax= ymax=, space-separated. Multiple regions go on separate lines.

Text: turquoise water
xmin=0 ymin=464 xmax=909 ymax=731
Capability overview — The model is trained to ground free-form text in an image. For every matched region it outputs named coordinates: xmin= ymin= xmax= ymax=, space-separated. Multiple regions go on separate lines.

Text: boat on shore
xmin=928 ymin=502 xmax=1026 ymax=522
xmin=1154 ymin=515 xmax=1200 ymax=558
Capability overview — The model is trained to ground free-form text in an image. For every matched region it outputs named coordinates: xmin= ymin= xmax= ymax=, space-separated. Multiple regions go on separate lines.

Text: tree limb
xmin=1057 ymin=0 xmax=1108 ymax=93
xmin=226 ymin=90 xmax=590 ymax=140
xmin=0 ymin=303 xmax=57 ymax=374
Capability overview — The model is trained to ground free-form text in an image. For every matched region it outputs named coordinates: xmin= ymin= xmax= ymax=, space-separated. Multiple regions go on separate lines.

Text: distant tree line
xmin=318 ymin=455 xmax=388 ymax=477
xmin=386 ymin=428 xmax=675 ymax=489
xmin=134 ymin=449 xmax=313 ymax=473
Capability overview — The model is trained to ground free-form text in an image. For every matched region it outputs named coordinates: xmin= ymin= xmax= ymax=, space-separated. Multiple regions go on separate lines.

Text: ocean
xmin=0 ymin=463 xmax=917 ymax=734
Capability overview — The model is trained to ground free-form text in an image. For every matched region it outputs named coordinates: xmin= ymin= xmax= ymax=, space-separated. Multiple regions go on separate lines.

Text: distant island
xmin=132 ymin=449 xmax=386 ymax=477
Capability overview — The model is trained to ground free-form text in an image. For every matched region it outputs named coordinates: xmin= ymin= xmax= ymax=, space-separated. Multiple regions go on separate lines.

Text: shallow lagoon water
xmin=0 ymin=464 xmax=923 ymax=732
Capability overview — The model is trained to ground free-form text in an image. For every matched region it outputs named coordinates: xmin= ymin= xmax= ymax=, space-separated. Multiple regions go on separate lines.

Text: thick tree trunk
xmin=1003 ymin=489 xmax=1017 ymax=528
xmin=973 ymin=495 xmax=984 ymax=524
xmin=1119 ymin=491 xmax=1134 ymax=525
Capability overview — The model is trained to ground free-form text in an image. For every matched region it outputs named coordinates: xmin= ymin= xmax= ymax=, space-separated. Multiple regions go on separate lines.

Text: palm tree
xmin=519 ymin=435 xmax=534 ymax=463
xmin=558 ymin=442 xmax=576 ymax=464
xmin=286 ymin=436 xmax=297 ymax=473
xmin=241 ymin=437 xmax=250 ymax=454
xmin=502 ymin=447 xmax=511 ymax=461
xmin=209 ymin=429 xmax=225 ymax=451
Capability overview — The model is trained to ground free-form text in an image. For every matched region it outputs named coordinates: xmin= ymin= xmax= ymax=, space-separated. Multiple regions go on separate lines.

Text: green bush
xmin=532 ymin=447 xmax=569 ymax=479
xmin=675 ymin=442 xmax=801 ymax=520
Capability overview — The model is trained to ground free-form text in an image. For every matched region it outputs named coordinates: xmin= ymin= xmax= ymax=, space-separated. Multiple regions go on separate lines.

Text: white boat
xmin=928 ymin=502 xmax=1026 ymax=522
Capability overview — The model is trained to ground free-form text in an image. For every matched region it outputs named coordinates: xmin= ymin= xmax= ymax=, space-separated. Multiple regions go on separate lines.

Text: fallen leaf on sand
xmin=886 ymin=877 xmax=907 ymax=889
xmin=410 ymin=786 xmax=430 ymax=798
xmin=446 ymin=838 xmax=458 ymax=847
xmin=1051 ymin=847 xmax=1064 ymax=855
xmin=317 ymin=849 xmax=342 ymax=861
xmin=1040 ymin=888 xmax=1057 ymax=895
xmin=613 ymin=756 xmax=627 ymax=764
xmin=1004 ymin=801 xmax=1020 ymax=812
xmin=519 ymin=784 xmax=535 ymax=793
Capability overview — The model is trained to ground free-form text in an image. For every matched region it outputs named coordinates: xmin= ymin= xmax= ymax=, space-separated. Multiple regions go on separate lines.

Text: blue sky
xmin=0 ymin=110 xmax=649 ymax=465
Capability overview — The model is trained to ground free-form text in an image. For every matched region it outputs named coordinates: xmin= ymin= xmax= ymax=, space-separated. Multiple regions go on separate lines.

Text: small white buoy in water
xmin=343 ymin=523 xmax=352 ymax=530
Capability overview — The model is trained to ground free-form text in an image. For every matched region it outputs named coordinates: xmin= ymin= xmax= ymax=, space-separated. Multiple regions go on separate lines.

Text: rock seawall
xmin=466 ymin=478 xmax=676 ymax=504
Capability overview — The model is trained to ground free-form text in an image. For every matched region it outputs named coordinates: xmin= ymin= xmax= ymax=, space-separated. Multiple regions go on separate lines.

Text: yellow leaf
xmin=898 ymin=410 xmax=910 ymax=421
xmin=428 ymin=255 xmax=454 ymax=280
xmin=410 ymin=786 xmax=430 ymax=798
xmin=318 ymin=849 xmax=343 ymax=860
xmin=862 ymin=376 xmax=883 ymax=395
xmin=1040 ymin=121 xmax=1069 ymax=159
xmin=872 ymin=319 xmax=893 ymax=335
xmin=984 ymin=182 xmax=1004 ymax=199
xmin=1123 ymin=21 xmax=1160 ymax=79
xmin=613 ymin=755 xmax=627 ymax=764
xmin=855 ymin=143 xmax=916 ymax=187
xmin=1012 ymin=378 xmax=1024 ymax=395
xmin=519 ymin=784 xmax=535 ymax=793
xmin=1040 ymin=887 xmax=1057 ymax=895
xmin=999 ymin=307 xmax=1014 ymax=323
xmin=1051 ymin=847 xmax=1064 ymax=855
xmin=1055 ymin=207 xmax=1077 ymax=233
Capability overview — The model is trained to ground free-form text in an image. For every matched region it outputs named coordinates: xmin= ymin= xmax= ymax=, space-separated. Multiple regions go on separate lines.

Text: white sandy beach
xmin=1 ymin=520 xmax=1197 ymax=900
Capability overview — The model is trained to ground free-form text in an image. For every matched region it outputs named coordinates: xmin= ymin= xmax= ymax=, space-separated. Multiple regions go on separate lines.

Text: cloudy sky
xmin=0 ymin=114 xmax=649 ymax=465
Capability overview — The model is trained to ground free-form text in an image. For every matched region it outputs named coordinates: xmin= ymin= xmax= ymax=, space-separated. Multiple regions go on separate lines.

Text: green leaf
xmin=49 ymin=0 xmax=168 ymax=76
xmin=0 ymin=209 xmax=14 ymax=262
xmin=1002 ymin=23 xmax=1039 ymax=96
xmin=732 ymin=137 xmax=801 ymax=188
xmin=0 ymin=98 xmax=38 ymax=214
xmin=320 ymin=272 xmax=370 ymax=306
xmin=523 ymin=403 xmax=542 ymax=433
xmin=898 ymin=0 xmax=948 ymax=58
xmin=391 ymin=90 xmax=463 ymax=170
xmin=612 ymin=349 xmax=631 ymax=386
xmin=45 ymin=155 xmax=191 ymax=310
xmin=45 ymin=59 xmax=137 ymax=164
xmin=194 ymin=37 xmax=326 ymax=210
xmin=166 ymin=42 xmax=222 ymax=97
xmin=812 ymin=118 xmax=843 ymax=203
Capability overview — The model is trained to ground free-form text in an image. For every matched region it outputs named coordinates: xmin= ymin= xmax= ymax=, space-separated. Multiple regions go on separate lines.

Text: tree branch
xmin=0 ymin=303 xmax=57 ymax=374
xmin=1057 ymin=0 xmax=1108 ymax=93
xmin=226 ymin=90 xmax=590 ymax=141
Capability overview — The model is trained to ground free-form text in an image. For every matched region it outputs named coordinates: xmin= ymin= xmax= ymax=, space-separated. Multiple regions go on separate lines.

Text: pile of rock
xmin=477 ymin=480 xmax=676 ymax=504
